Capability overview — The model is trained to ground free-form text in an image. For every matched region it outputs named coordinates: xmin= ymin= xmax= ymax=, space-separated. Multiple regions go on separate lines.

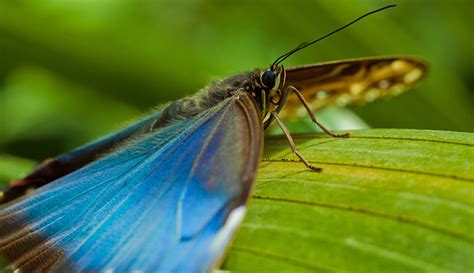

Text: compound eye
xmin=261 ymin=70 xmax=276 ymax=89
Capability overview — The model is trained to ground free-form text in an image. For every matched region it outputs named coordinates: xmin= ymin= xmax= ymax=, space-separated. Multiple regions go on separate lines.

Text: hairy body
xmin=154 ymin=74 xmax=255 ymax=129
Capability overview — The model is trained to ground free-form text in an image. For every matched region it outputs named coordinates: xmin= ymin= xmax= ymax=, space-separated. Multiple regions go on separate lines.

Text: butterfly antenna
xmin=271 ymin=4 xmax=396 ymax=69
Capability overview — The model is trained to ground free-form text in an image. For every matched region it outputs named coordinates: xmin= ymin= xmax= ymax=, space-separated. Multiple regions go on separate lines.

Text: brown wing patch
xmin=281 ymin=57 xmax=427 ymax=117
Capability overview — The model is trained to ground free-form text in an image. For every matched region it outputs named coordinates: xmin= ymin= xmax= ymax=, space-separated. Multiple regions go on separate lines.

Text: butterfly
xmin=0 ymin=5 xmax=426 ymax=273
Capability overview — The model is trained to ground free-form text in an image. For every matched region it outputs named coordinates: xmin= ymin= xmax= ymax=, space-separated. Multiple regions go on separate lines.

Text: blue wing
xmin=1 ymin=111 xmax=162 ymax=203
xmin=0 ymin=93 xmax=262 ymax=272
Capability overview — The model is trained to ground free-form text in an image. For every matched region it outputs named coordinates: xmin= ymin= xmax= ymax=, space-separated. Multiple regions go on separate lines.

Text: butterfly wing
xmin=281 ymin=56 xmax=427 ymax=116
xmin=0 ymin=93 xmax=262 ymax=272
xmin=2 ymin=112 xmax=162 ymax=204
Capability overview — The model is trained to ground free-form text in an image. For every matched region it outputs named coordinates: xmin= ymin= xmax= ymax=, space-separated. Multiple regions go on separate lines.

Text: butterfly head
xmin=247 ymin=65 xmax=287 ymax=123
xmin=260 ymin=69 xmax=277 ymax=90
xmin=252 ymin=65 xmax=286 ymax=103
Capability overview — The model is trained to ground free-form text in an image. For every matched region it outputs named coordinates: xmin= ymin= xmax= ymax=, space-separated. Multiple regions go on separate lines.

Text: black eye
xmin=261 ymin=70 xmax=276 ymax=88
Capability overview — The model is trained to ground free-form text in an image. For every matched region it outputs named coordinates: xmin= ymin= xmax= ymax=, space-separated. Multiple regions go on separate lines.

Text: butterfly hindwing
xmin=0 ymin=93 xmax=262 ymax=272
xmin=282 ymin=56 xmax=427 ymax=116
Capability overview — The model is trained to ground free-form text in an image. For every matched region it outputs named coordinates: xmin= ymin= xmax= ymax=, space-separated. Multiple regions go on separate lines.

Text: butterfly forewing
xmin=281 ymin=57 xmax=427 ymax=117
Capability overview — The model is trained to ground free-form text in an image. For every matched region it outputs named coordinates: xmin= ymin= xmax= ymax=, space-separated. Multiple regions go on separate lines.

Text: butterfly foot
xmin=308 ymin=164 xmax=323 ymax=172
xmin=333 ymin=131 xmax=352 ymax=138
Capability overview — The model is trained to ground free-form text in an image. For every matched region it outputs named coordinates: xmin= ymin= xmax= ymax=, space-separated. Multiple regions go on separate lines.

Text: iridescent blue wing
xmin=0 ymin=93 xmax=262 ymax=272
xmin=1 ymin=111 xmax=162 ymax=203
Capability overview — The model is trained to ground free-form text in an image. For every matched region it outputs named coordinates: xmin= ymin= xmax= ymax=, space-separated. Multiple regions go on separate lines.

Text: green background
xmin=0 ymin=0 xmax=473 ymax=160
xmin=0 ymin=1 xmax=473 ymax=272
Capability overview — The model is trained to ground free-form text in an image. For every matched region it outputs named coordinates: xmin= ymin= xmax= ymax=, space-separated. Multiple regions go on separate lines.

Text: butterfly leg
xmin=286 ymin=86 xmax=351 ymax=138
xmin=271 ymin=111 xmax=322 ymax=172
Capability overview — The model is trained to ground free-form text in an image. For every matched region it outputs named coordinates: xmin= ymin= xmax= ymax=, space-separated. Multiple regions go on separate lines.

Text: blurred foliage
xmin=0 ymin=0 xmax=473 ymax=162
xmin=0 ymin=154 xmax=35 ymax=183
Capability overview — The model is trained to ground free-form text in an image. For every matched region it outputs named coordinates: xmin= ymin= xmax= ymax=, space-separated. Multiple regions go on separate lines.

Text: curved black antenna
xmin=271 ymin=4 xmax=396 ymax=69
xmin=271 ymin=41 xmax=308 ymax=67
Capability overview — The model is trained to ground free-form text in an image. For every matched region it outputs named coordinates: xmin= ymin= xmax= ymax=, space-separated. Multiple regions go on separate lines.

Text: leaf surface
xmin=225 ymin=129 xmax=474 ymax=273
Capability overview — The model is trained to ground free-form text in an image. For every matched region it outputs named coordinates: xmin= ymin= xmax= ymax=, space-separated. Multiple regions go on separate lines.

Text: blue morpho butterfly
xmin=0 ymin=5 xmax=426 ymax=273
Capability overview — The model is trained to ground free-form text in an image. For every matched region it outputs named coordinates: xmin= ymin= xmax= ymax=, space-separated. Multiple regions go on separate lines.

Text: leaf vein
xmin=251 ymin=196 xmax=474 ymax=244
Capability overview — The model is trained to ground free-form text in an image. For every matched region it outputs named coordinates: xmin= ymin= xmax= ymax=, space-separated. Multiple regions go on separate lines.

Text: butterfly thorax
xmin=152 ymin=73 xmax=255 ymax=129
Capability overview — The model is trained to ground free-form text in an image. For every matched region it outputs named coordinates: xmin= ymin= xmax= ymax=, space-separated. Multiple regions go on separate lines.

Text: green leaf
xmin=224 ymin=129 xmax=474 ymax=273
